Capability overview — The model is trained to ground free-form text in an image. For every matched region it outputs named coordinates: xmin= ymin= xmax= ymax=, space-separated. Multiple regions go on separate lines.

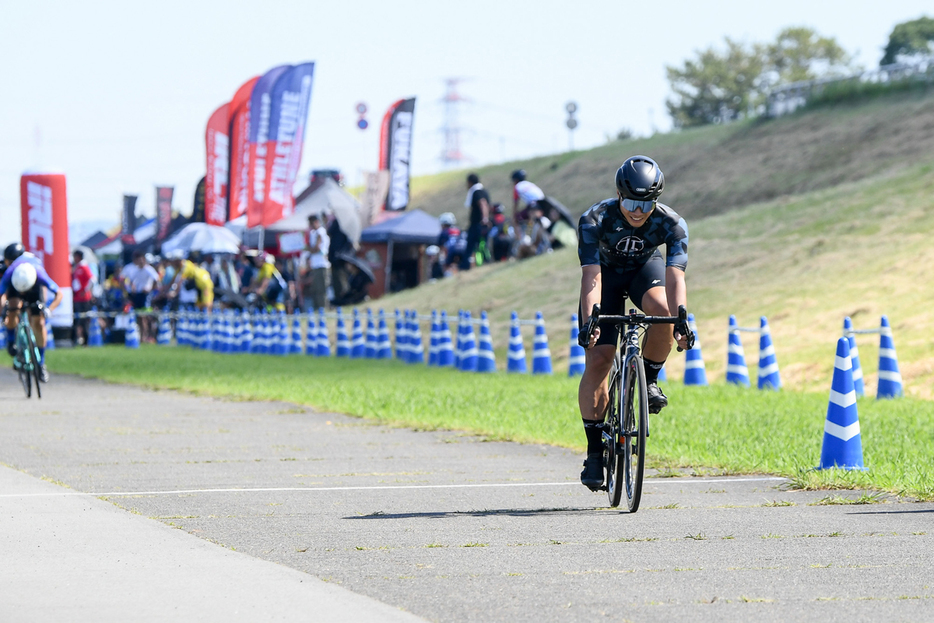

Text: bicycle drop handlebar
xmin=580 ymin=303 xmax=696 ymax=351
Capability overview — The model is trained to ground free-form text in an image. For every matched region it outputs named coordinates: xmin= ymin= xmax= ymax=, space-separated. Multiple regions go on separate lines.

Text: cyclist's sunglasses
xmin=620 ymin=198 xmax=657 ymax=213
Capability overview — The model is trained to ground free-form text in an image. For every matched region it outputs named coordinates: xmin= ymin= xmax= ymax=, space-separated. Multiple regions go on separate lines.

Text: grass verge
xmin=41 ymin=345 xmax=934 ymax=501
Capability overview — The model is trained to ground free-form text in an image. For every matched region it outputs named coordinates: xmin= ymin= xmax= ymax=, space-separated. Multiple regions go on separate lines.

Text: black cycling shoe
xmin=647 ymin=383 xmax=668 ymax=414
xmin=580 ymin=453 xmax=605 ymax=491
xmin=38 ymin=364 xmax=50 ymax=383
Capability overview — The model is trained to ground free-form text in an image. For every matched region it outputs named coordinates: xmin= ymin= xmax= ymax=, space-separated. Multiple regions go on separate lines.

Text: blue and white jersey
xmin=578 ymin=199 xmax=688 ymax=273
xmin=0 ymin=254 xmax=60 ymax=296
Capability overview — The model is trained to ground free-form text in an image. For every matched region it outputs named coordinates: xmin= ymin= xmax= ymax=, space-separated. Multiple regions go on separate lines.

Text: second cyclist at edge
xmin=577 ymin=155 xmax=691 ymax=491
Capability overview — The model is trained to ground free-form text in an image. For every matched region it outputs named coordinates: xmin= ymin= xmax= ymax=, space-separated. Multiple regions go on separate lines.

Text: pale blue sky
xmin=1 ymin=0 xmax=930 ymax=244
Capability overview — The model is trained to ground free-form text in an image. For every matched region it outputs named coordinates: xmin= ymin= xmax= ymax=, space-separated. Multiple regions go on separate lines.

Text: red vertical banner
xmin=205 ymin=103 xmax=230 ymax=226
xmin=20 ymin=172 xmax=72 ymax=326
xmin=228 ymin=77 xmax=259 ymax=222
xmin=247 ymin=65 xmax=291 ymax=229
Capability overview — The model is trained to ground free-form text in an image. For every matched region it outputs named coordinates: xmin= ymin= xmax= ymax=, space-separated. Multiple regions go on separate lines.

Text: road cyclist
xmin=1 ymin=243 xmax=64 ymax=384
xmin=576 ymin=155 xmax=693 ymax=497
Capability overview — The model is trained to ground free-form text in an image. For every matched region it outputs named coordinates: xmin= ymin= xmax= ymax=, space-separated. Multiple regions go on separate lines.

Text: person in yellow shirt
xmin=166 ymin=251 xmax=214 ymax=309
xmin=246 ymin=253 xmax=286 ymax=311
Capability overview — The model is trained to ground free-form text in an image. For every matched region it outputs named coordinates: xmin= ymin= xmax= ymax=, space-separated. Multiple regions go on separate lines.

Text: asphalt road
xmin=1 ymin=369 xmax=932 ymax=622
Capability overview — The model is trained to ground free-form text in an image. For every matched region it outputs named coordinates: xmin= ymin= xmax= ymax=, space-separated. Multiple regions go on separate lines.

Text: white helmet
xmin=11 ymin=262 xmax=38 ymax=293
xmin=439 ymin=212 xmax=456 ymax=227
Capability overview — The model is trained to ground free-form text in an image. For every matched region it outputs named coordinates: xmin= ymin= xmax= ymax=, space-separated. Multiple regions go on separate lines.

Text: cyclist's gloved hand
xmin=578 ymin=318 xmax=600 ymax=350
xmin=674 ymin=322 xmax=695 ymax=351
xmin=41 ymin=305 xmax=51 ymax=321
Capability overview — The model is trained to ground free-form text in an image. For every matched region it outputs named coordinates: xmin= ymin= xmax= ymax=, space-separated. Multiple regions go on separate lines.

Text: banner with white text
xmin=378 ymin=97 xmax=416 ymax=211
xmin=205 ymin=103 xmax=230 ymax=226
xmin=246 ymin=65 xmax=291 ymax=228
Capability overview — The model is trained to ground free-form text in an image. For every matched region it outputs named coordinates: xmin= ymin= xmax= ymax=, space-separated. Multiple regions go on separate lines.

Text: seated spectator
xmin=516 ymin=205 xmax=552 ymax=260
xmin=487 ymin=203 xmax=515 ymax=262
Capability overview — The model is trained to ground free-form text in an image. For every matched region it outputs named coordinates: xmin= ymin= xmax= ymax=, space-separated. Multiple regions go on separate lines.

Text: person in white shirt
xmin=120 ymin=250 xmax=160 ymax=341
xmin=511 ymin=169 xmax=546 ymax=228
xmin=301 ymin=214 xmax=330 ymax=311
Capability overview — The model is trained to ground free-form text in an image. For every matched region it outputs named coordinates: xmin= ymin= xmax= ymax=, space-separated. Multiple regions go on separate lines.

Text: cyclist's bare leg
xmin=578 ymin=344 xmax=615 ymax=421
xmin=640 ymin=286 xmax=673 ymax=363
xmin=29 ymin=313 xmax=47 ymax=348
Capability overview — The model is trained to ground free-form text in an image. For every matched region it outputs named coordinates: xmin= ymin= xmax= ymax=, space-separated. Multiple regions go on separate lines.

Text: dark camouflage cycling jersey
xmin=578 ymin=198 xmax=689 ymax=273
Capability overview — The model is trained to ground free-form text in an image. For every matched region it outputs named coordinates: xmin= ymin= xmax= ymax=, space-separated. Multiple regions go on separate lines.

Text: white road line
xmin=0 ymin=476 xmax=786 ymax=498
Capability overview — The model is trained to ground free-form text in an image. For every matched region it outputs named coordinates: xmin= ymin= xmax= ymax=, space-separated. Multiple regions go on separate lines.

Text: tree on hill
xmin=665 ymin=38 xmax=765 ymax=127
xmin=881 ymin=16 xmax=934 ymax=65
xmin=666 ymin=27 xmax=853 ymax=128
xmin=763 ymin=27 xmax=854 ymax=86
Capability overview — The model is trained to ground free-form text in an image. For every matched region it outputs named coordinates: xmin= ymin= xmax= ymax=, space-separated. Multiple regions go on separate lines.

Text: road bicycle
xmin=9 ymin=302 xmax=44 ymax=399
xmin=580 ymin=303 xmax=693 ymax=511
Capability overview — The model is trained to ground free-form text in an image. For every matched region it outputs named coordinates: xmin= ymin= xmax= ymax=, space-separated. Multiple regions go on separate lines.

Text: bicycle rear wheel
xmin=605 ymin=362 xmax=625 ymax=507
xmin=623 ymin=355 xmax=648 ymax=513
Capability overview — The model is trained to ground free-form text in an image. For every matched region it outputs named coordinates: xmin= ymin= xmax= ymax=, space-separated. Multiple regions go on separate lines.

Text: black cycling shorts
xmin=579 ymin=251 xmax=666 ymax=348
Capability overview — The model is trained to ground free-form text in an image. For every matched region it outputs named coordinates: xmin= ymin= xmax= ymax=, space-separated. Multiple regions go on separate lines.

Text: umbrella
xmin=335 ymin=252 xmax=375 ymax=283
xmin=266 ymin=178 xmax=362 ymax=245
xmin=161 ymin=223 xmax=241 ymax=256
xmin=543 ymin=196 xmax=575 ymax=227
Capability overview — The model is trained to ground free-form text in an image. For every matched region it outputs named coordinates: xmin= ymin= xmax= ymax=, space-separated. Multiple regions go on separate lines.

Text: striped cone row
xmin=377 ymin=310 xmax=392 ymax=359
xmin=306 ymin=313 xmax=318 ymax=355
xmin=316 ymin=308 xmax=331 ymax=357
xmin=725 ymin=315 xmax=750 ymax=386
xmin=394 ymin=310 xmax=406 ymax=360
xmin=351 ymin=309 xmax=365 ymax=358
xmin=757 ymin=316 xmax=781 ymax=390
xmin=365 ymin=310 xmax=377 ymax=359
xmin=568 ymin=314 xmax=585 ymax=377
xmin=290 ymin=316 xmax=303 ymax=355
xmin=458 ymin=311 xmax=478 ymax=372
xmin=436 ymin=311 xmax=454 ymax=367
xmin=407 ymin=311 xmax=425 ymax=364
xmin=877 ymin=315 xmax=902 ymax=399
xmin=818 ymin=337 xmax=865 ymax=470
xmin=683 ymin=313 xmax=707 ymax=386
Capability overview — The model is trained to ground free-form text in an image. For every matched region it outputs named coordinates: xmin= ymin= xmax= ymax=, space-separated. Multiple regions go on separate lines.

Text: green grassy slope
xmin=381 ymin=159 xmax=934 ymax=399
xmin=409 ymin=91 xmax=934 ymax=222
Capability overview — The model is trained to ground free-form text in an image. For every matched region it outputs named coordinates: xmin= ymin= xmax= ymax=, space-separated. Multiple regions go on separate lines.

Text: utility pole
xmin=440 ymin=78 xmax=469 ymax=167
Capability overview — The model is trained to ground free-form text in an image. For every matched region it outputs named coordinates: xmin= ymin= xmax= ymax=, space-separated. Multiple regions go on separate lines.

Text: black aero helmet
xmin=4 ymin=242 xmax=25 ymax=263
xmin=511 ymin=169 xmax=526 ymax=183
xmin=615 ymin=155 xmax=664 ymax=201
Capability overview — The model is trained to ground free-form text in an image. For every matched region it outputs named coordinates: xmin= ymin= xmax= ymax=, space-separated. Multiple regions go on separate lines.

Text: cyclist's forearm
xmin=48 ymin=290 xmax=63 ymax=312
xmin=665 ymin=266 xmax=686 ymax=316
xmin=580 ymin=266 xmax=602 ymax=322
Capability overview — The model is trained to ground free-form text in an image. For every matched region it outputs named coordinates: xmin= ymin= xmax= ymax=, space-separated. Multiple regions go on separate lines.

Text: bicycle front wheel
xmin=605 ymin=364 xmax=624 ymax=508
xmin=623 ymin=355 xmax=648 ymax=513
xmin=26 ymin=327 xmax=41 ymax=400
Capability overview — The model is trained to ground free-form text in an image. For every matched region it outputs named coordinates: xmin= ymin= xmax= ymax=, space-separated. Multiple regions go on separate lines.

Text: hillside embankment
xmin=382 ymin=92 xmax=934 ymax=398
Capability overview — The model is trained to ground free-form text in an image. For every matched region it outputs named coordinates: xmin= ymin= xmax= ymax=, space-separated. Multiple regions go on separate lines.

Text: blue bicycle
xmin=9 ymin=302 xmax=43 ymax=399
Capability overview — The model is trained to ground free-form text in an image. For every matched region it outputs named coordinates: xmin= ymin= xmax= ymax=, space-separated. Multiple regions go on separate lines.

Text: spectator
xmin=516 ymin=204 xmax=552 ymax=260
xmin=462 ymin=173 xmax=491 ymax=271
xmin=437 ymin=213 xmax=467 ymax=276
xmin=327 ymin=215 xmax=353 ymax=303
xmin=275 ymin=257 xmax=297 ymax=312
xmin=71 ymin=249 xmax=95 ymax=345
xmin=246 ymin=253 xmax=287 ymax=311
xmin=487 ymin=203 xmax=515 ymax=262
xmin=511 ymin=169 xmax=548 ymax=229
xmin=301 ymin=213 xmax=330 ymax=311
xmin=120 ymin=250 xmax=160 ymax=342
xmin=166 ymin=250 xmax=214 ymax=311
xmin=545 ymin=205 xmax=579 ymax=250
xmin=426 ymin=245 xmax=444 ymax=281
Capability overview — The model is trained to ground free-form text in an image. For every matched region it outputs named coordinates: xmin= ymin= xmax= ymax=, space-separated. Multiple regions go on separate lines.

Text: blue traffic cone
xmin=532 ymin=312 xmax=552 ymax=375
xmin=316 ymin=308 xmax=330 ymax=357
xmin=202 ymin=311 xmax=214 ymax=351
xmin=477 ymin=311 xmax=496 ymax=373
xmin=45 ymin=329 xmax=55 ymax=350
xmin=683 ymin=313 xmax=707 ymax=386
xmin=507 ymin=311 xmax=527 ymax=373
xmin=306 ymin=312 xmax=318 ymax=355
xmin=877 ymin=316 xmax=903 ymax=399
xmin=757 ymin=316 xmax=781 ymax=390
xmin=408 ymin=311 xmax=425 ymax=364
xmin=657 ymin=365 xmax=667 ymax=382
xmin=175 ymin=309 xmax=187 ymax=346
xmin=394 ymin=309 xmax=407 ymax=360
xmin=350 ymin=309 xmax=366 ymax=358
xmin=453 ymin=311 xmax=464 ymax=369
xmin=726 ymin=315 xmax=750 ymax=387
xmin=437 ymin=311 xmax=455 ymax=367
xmin=240 ymin=310 xmax=252 ymax=353
xmin=125 ymin=311 xmax=140 ymax=349
xmin=843 ymin=317 xmax=864 ymax=397
xmin=365 ymin=310 xmax=377 ymax=358
xmin=818 ymin=337 xmax=865 ymax=470
xmin=0 ymin=326 xmax=5 ymax=351
xmin=336 ymin=309 xmax=351 ymax=357
xmin=290 ymin=315 xmax=303 ymax=355
xmin=88 ymin=307 xmax=103 ymax=347
xmin=222 ymin=313 xmax=235 ymax=353
xmin=377 ymin=310 xmax=392 ymax=359
xmin=428 ymin=311 xmax=439 ymax=366
xmin=459 ymin=311 xmax=478 ymax=372
xmin=211 ymin=311 xmax=223 ymax=352
xmin=250 ymin=312 xmax=262 ymax=354
xmin=568 ymin=314 xmax=586 ymax=377
xmin=272 ymin=312 xmax=286 ymax=356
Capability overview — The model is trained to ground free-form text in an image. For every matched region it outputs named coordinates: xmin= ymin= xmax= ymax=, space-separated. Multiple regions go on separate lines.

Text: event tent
xmin=358 ymin=209 xmax=441 ymax=299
